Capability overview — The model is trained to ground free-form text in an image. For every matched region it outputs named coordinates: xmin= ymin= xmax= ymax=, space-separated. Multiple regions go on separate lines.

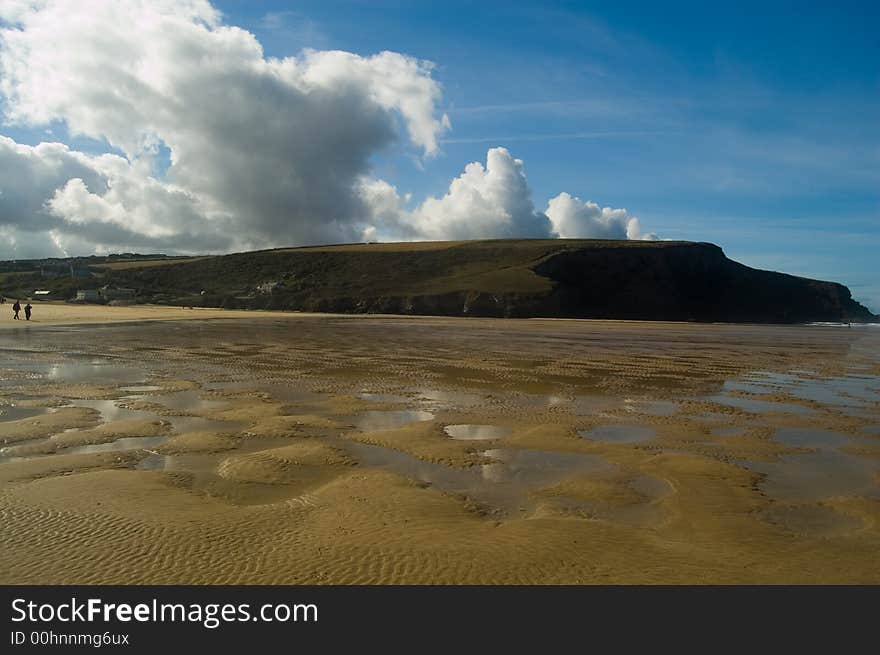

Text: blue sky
xmin=1 ymin=1 xmax=877 ymax=311
xmin=221 ymin=0 xmax=880 ymax=310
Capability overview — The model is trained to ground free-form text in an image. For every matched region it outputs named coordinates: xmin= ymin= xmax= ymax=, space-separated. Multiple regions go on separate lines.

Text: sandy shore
xmin=0 ymin=308 xmax=878 ymax=584
xmin=0 ymin=301 xmax=323 ymax=327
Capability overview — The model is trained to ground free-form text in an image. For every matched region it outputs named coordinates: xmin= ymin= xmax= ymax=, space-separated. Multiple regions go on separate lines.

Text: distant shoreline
xmin=1 ymin=301 xmax=878 ymax=331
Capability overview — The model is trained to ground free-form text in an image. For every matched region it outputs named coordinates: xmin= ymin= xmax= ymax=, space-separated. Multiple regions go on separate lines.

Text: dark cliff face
xmin=104 ymin=239 xmax=876 ymax=324
xmin=530 ymin=243 xmax=876 ymax=323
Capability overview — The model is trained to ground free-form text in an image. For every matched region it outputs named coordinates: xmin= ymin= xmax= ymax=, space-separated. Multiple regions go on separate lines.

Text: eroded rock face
xmin=531 ymin=243 xmax=876 ymax=323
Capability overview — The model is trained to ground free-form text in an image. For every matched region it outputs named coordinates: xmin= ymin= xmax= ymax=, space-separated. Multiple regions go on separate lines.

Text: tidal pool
xmin=744 ymin=451 xmax=880 ymax=503
xmin=63 ymin=435 xmax=168 ymax=456
xmin=342 ymin=440 xmax=614 ymax=515
xmin=711 ymin=426 xmax=747 ymax=438
xmin=416 ymin=389 xmax=486 ymax=409
xmin=348 ymin=410 xmax=434 ymax=431
xmin=624 ymin=399 xmax=678 ymax=416
xmin=357 ymin=392 xmax=411 ymax=404
xmin=444 ymin=424 xmax=511 ymax=440
xmin=44 ymin=361 xmax=145 ymax=385
xmin=708 ymin=394 xmax=812 ymax=415
xmin=0 ymin=396 xmax=243 ymax=462
xmin=148 ymin=390 xmax=227 ymax=411
xmin=722 ymin=371 xmax=880 ymax=410
xmin=578 ymin=424 xmax=656 ymax=444
xmin=0 ymin=404 xmax=47 ymax=422
xmin=773 ymin=427 xmax=852 ymax=450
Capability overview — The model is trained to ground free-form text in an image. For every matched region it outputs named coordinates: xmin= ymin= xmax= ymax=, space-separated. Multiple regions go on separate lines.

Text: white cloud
xmin=0 ymin=135 xmax=238 ymax=258
xmin=546 ymin=192 xmax=655 ymax=240
xmin=407 ymin=147 xmax=552 ymax=240
xmin=0 ymin=136 xmax=111 ymax=234
xmin=359 ymin=147 xmax=654 ymax=242
xmin=0 ymin=0 xmax=449 ymax=253
xmin=0 ymin=1 xmax=652 ymax=258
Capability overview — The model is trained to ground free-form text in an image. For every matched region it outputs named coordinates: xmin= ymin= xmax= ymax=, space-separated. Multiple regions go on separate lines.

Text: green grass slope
xmin=1 ymin=239 xmax=873 ymax=323
xmin=86 ymin=239 xmax=875 ymax=323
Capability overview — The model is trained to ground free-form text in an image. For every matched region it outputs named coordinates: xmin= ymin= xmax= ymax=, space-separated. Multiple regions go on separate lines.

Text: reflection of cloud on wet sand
xmin=0 ymin=312 xmax=878 ymax=584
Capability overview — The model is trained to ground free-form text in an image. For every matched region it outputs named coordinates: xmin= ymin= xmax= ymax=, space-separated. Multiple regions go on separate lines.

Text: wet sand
xmin=0 ymin=301 xmax=328 ymax=327
xmin=1 ymin=307 xmax=879 ymax=583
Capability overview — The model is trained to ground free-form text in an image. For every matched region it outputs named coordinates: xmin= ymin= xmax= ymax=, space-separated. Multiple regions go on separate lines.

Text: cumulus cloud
xmin=358 ymin=147 xmax=551 ymax=241
xmin=0 ymin=0 xmax=449 ymax=253
xmin=0 ymin=136 xmax=110 ymax=234
xmin=408 ymin=147 xmax=552 ymax=240
xmin=546 ymin=192 xmax=655 ymax=240
xmin=358 ymin=147 xmax=652 ymax=242
xmin=0 ymin=1 xmax=652 ymax=258
xmin=0 ymin=135 xmax=235 ymax=258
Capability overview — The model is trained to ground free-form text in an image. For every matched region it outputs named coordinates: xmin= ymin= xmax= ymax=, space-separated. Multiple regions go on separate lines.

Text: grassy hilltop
xmin=2 ymin=239 xmax=875 ymax=323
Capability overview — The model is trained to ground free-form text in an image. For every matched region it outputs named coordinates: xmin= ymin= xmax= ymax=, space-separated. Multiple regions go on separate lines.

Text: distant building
xmin=76 ymin=289 xmax=101 ymax=302
xmin=256 ymin=281 xmax=282 ymax=294
xmin=100 ymin=286 xmax=136 ymax=301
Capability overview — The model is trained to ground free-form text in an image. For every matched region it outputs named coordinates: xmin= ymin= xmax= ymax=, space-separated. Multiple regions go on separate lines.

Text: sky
xmin=0 ymin=1 xmax=877 ymax=310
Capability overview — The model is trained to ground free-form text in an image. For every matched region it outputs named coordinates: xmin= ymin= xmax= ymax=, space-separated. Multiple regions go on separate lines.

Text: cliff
xmin=93 ymin=239 xmax=875 ymax=324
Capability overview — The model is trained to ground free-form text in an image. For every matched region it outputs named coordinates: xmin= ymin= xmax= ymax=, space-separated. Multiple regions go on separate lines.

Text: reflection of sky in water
xmin=708 ymin=394 xmax=812 ymax=415
xmin=62 ymin=436 xmax=168 ymax=456
xmin=629 ymin=475 xmax=673 ymax=499
xmin=2 ymin=393 xmax=244 ymax=462
xmin=45 ymin=362 xmax=145 ymax=384
xmin=444 ymin=424 xmax=511 ymax=440
xmin=164 ymin=415 xmax=243 ymax=434
xmin=73 ymin=395 xmax=236 ymax=435
xmin=773 ymin=427 xmax=852 ymax=450
xmin=786 ymin=375 xmax=880 ymax=407
xmin=349 ymin=410 xmax=434 ymax=431
xmin=137 ymin=452 xmax=220 ymax=472
xmin=0 ymin=358 xmax=145 ymax=386
xmin=578 ymin=425 xmax=656 ymax=444
xmin=571 ymin=395 xmax=619 ymax=417
xmin=73 ymin=399 xmax=153 ymax=423
xmin=357 ymin=392 xmax=411 ymax=404
xmin=743 ymin=451 xmax=880 ymax=503
xmin=416 ymin=389 xmax=485 ymax=408
xmin=515 ymin=393 xmax=569 ymax=408
xmin=0 ymin=404 xmax=47 ymax=422
xmin=711 ymin=426 xmax=747 ymax=438
xmin=149 ymin=390 xmax=226 ymax=411
xmin=342 ymin=441 xmax=613 ymax=514
xmin=479 ymin=449 xmax=612 ymax=485
xmin=625 ymin=399 xmax=677 ymax=416
xmin=722 ymin=371 xmax=880 ymax=410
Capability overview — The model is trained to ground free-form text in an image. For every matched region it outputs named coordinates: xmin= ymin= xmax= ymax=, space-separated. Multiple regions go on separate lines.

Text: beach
xmin=1 ymin=303 xmax=878 ymax=583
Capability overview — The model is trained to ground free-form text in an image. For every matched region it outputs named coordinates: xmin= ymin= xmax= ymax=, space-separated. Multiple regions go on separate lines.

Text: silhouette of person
xmin=12 ymin=300 xmax=20 ymax=320
xmin=24 ymin=303 xmax=32 ymax=321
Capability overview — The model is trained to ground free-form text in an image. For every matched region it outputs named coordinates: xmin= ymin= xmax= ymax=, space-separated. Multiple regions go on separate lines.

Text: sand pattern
xmin=1 ymin=305 xmax=878 ymax=583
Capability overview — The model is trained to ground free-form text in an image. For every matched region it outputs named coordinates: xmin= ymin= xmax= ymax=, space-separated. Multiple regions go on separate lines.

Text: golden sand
xmin=0 ymin=301 xmax=325 ymax=327
xmin=0 ymin=306 xmax=878 ymax=583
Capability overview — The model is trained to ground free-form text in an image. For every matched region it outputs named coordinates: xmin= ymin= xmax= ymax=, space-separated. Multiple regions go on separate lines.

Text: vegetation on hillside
xmin=0 ymin=239 xmax=874 ymax=323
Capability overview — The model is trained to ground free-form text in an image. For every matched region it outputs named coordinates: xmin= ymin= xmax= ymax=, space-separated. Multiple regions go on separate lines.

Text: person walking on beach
xmin=24 ymin=303 xmax=32 ymax=321
xmin=12 ymin=299 xmax=20 ymax=320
